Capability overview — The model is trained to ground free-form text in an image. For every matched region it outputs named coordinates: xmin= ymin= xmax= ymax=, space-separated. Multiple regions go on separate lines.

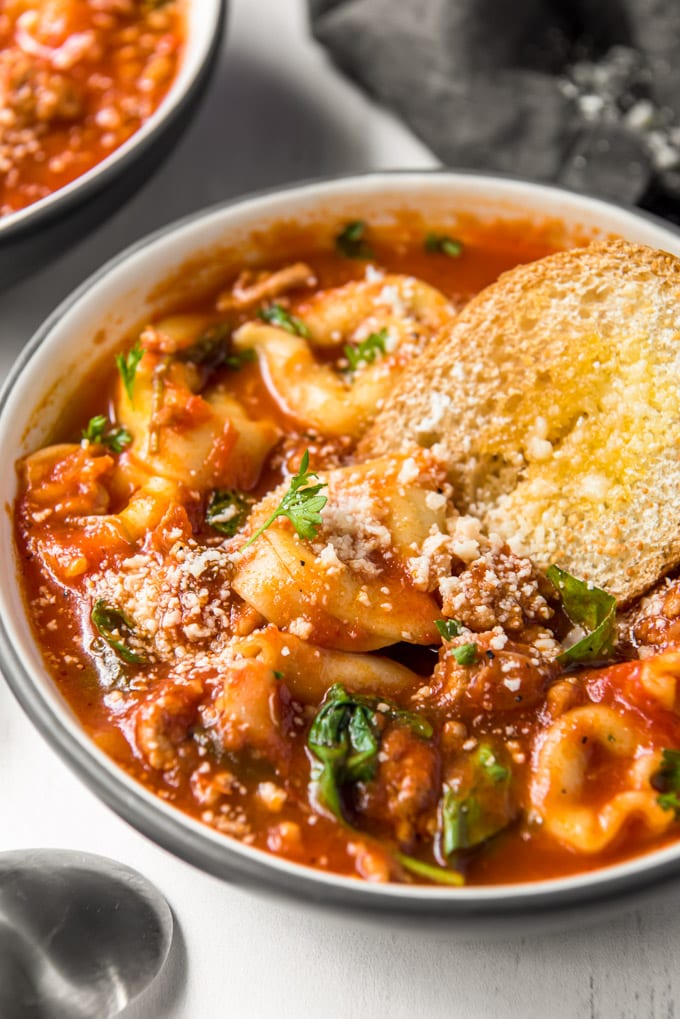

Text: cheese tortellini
xmin=232 ymin=274 xmax=453 ymax=437
xmin=233 ymin=452 xmax=448 ymax=651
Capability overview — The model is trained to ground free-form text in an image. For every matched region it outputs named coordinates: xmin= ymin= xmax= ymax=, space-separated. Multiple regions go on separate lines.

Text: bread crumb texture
xmin=360 ymin=241 xmax=680 ymax=603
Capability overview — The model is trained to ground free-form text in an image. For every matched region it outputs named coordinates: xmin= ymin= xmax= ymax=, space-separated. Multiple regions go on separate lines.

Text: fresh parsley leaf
xmin=82 ymin=414 xmax=107 ymax=442
xmin=82 ymin=415 xmax=132 ymax=453
xmin=241 ymin=450 xmax=328 ymax=549
xmin=335 ymin=220 xmax=374 ymax=259
xmin=307 ymin=683 xmax=432 ymax=821
xmin=258 ymin=303 xmax=309 ymax=338
xmin=652 ymin=749 xmax=680 ymax=818
xmin=546 ymin=564 xmax=616 ymax=665
xmin=206 ymin=490 xmax=252 ymax=537
xmin=91 ymin=599 xmax=148 ymax=665
xmin=435 ymin=618 xmax=463 ymax=640
xmin=425 ymin=232 xmax=463 ymax=257
xmin=441 ymin=743 xmax=514 ymax=856
xmin=394 ymin=852 xmax=464 ymax=886
xmin=451 ymin=643 xmax=478 ymax=666
xmin=115 ymin=340 xmax=144 ymax=405
xmin=344 ymin=328 xmax=388 ymax=372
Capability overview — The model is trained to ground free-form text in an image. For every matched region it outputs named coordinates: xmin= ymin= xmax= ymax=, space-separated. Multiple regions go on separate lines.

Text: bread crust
xmin=360 ymin=240 xmax=680 ymax=604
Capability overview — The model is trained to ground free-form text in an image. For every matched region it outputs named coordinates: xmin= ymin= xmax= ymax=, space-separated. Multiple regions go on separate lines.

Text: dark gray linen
xmin=309 ymin=0 xmax=680 ymax=219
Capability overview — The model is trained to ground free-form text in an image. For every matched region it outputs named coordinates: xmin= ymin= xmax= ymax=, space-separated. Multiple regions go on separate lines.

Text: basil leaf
xmin=91 ymin=600 xmax=148 ymax=665
xmin=546 ymin=564 xmax=616 ymax=665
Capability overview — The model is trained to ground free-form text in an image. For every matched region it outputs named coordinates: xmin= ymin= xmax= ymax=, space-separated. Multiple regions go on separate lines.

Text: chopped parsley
xmin=115 ymin=340 xmax=144 ymax=405
xmin=258 ymin=303 xmax=309 ymax=338
xmin=335 ymin=219 xmax=373 ymax=259
xmin=81 ymin=415 xmax=132 ymax=453
xmin=435 ymin=618 xmax=463 ymax=640
xmin=344 ymin=328 xmax=388 ymax=372
xmin=451 ymin=643 xmax=478 ymax=666
xmin=425 ymin=232 xmax=463 ymax=257
xmin=546 ymin=565 xmax=616 ymax=665
xmin=241 ymin=450 xmax=327 ymax=549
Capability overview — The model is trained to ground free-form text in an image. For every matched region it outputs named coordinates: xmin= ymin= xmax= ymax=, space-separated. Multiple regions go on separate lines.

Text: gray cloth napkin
xmin=309 ymin=0 xmax=680 ymax=220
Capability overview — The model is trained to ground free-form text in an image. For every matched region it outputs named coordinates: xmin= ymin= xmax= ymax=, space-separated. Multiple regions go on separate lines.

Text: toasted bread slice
xmin=359 ymin=240 xmax=680 ymax=604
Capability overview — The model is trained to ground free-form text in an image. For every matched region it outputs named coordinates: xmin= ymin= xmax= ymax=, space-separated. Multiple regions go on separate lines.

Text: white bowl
xmin=3 ymin=171 xmax=680 ymax=924
xmin=0 ymin=0 xmax=226 ymax=288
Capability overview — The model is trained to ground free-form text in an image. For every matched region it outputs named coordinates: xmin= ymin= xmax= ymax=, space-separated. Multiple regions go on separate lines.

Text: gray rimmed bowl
xmin=0 ymin=0 xmax=226 ymax=290
xmin=2 ymin=171 xmax=680 ymax=930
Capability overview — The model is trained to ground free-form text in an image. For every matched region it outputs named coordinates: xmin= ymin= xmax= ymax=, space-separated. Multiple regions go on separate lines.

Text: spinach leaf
xmin=424 ymin=232 xmax=463 ymax=257
xmin=335 ymin=220 xmax=374 ymax=259
xmin=91 ymin=600 xmax=148 ymax=665
xmin=395 ymin=852 xmax=464 ymax=886
xmin=206 ymin=490 xmax=252 ymax=537
xmin=178 ymin=323 xmax=256 ymax=371
xmin=441 ymin=743 xmax=514 ymax=855
xmin=546 ymin=564 xmax=616 ymax=665
xmin=307 ymin=683 xmax=432 ymax=820
xmin=652 ymin=748 xmax=680 ymax=818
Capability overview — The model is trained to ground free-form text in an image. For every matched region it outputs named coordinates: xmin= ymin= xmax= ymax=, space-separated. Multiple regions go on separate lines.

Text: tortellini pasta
xmin=232 ymin=275 xmax=453 ymax=437
xmin=232 ymin=452 xmax=448 ymax=651
xmin=530 ymin=706 xmax=672 ymax=853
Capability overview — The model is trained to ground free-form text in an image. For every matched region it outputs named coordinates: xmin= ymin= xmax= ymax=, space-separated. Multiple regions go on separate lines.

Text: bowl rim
xmin=4 ymin=168 xmax=680 ymax=917
xmin=0 ymin=0 xmax=227 ymax=240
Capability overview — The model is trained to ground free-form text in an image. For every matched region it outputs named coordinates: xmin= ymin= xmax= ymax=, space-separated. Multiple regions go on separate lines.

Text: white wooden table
xmin=1 ymin=1 xmax=679 ymax=1015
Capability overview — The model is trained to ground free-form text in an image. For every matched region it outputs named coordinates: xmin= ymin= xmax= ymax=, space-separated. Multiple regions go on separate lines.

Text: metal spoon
xmin=0 ymin=849 xmax=173 ymax=1019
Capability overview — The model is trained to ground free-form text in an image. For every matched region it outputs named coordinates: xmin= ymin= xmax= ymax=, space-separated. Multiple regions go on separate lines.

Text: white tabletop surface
xmin=2 ymin=1 xmax=680 ymax=1016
